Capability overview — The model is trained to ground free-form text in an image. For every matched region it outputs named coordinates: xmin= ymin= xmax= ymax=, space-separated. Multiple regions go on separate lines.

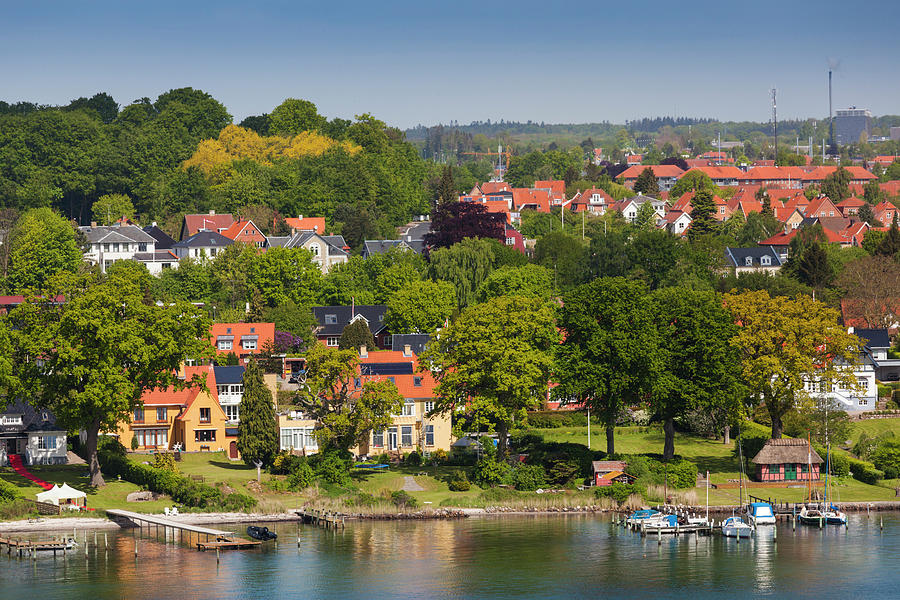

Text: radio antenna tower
xmin=771 ymin=88 xmax=777 ymax=165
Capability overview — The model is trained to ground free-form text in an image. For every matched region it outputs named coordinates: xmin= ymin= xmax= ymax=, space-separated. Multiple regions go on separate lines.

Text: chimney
xmin=359 ymin=345 xmax=368 ymax=359
xmin=403 ymin=344 xmax=412 ymax=357
xmin=298 ymin=214 xmax=303 ymax=220
xmin=152 ymin=221 xmax=158 ymax=227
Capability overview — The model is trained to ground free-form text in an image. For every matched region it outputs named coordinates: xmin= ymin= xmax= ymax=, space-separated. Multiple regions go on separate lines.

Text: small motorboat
xmin=246 ymin=526 xmax=278 ymax=541
xmin=748 ymin=502 xmax=777 ymax=526
xmin=624 ymin=509 xmax=661 ymax=527
xmin=721 ymin=516 xmax=754 ymax=538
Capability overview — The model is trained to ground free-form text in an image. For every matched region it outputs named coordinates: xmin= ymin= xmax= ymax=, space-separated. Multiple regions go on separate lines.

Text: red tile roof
xmin=183 ymin=213 xmax=234 ymax=237
xmin=284 ymin=216 xmax=326 ymax=234
xmin=618 ymin=164 xmax=685 ymax=179
xmin=533 ymin=180 xmax=567 ymax=199
xmin=209 ymin=322 xmax=275 ymax=357
xmin=512 ymin=188 xmax=551 ymax=212
xmin=359 ymin=351 xmax=436 ymax=398
xmin=220 ymin=219 xmax=266 ymax=242
xmin=480 ymin=181 xmax=512 ymax=194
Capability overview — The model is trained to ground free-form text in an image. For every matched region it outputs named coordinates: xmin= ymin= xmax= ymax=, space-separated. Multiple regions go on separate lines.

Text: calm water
xmin=2 ymin=513 xmax=899 ymax=599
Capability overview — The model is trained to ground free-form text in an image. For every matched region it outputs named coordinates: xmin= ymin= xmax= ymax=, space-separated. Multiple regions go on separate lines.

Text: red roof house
xmin=209 ymin=323 xmax=276 ymax=360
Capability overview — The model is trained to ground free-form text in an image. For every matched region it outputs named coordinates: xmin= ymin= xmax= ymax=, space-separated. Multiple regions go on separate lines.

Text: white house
xmin=79 ymin=224 xmax=172 ymax=274
xmin=171 ymin=230 xmax=234 ymax=260
xmin=0 ymin=401 xmax=68 ymax=466
xmin=804 ymin=329 xmax=880 ymax=412
xmin=267 ymin=231 xmax=349 ymax=273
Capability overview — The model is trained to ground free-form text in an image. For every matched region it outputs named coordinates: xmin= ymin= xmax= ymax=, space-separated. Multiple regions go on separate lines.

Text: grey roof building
xmin=143 ymin=224 xmax=176 ymax=249
xmin=172 ymin=230 xmax=234 ymax=259
xmin=724 ymin=246 xmax=784 ymax=272
xmin=362 ymin=239 xmax=426 ymax=258
xmin=312 ymin=305 xmax=391 ymax=348
xmin=391 ymin=334 xmax=431 ymax=355
xmin=0 ymin=400 xmax=67 ymax=466
xmin=79 ymin=224 xmax=164 ymax=274
xmin=276 ymin=232 xmax=349 ymax=273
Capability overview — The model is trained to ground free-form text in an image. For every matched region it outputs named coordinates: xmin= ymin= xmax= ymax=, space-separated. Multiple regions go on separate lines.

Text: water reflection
xmin=2 ymin=514 xmax=899 ymax=599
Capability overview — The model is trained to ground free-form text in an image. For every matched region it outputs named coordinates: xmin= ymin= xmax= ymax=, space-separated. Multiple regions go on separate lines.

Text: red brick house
xmin=220 ymin=219 xmax=266 ymax=248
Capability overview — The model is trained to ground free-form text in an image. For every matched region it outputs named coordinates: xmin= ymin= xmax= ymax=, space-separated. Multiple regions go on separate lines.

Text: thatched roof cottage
xmin=751 ymin=438 xmax=823 ymax=483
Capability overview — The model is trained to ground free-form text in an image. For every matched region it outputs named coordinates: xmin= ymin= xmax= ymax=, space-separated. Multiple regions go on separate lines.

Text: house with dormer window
xmin=312 ymin=305 xmax=391 ymax=349
xmin=0 ymin=400 xmax=67 ymax=467
xmin=209 ymin=322 xmax=275 ymax=361
xmin=724 ymin=246 xmax=784 ymax=274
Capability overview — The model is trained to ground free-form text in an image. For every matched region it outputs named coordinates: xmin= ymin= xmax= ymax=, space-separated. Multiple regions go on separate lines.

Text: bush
xmin=734 ymin=421 xmax=771 ymax=466
xmin=472 ymin=457 xmax=510 ymax=487
xmin=430 ymin=449 xmax=449 ymax=464
xmin=286 ymin=461 xmax=314 ymax=491
xmin=0 ymin=477 xmax=20 ymax=503
xmin=871 ymin=439 xmax=900 ymax=478
xmin=372 ymin=453 xmax=392 ymax=465
xmin=390 ymin=490 xmax=419 ymax=509
xmin=315 ymin=453 xmax=351 ymax=486
xmin=510 ymin=430 xmax=544 ymax=451
xmin=271 ymin=451 xmax=304 ymax=475
xmin=152 ymin=452 xmax=178 ymax=472
xmin=512 ymin=464 xmax=547 ymax=491
xmin=448 ymin=470 xmax=471 ymax=491
xmin=546 ymin=458 xmax=579 ymax=486
xmin=405 ymin=451 xmax=422 ymax=466
xmin=594 ymin=482 xmax=636 ymax=504
xmin=848 ymin=457 xmax=884 ymax=484
xmin=131 ymin=436 xmax=139 ymax=451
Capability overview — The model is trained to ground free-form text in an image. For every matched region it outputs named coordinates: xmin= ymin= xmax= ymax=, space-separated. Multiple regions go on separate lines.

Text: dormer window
xmin=309 ymin=243 xmax=320 ymax=257
xmin=325 ymin=314 xmax=337 ymax=325
xmin=761 ymin=256 xmax=771 ymax=266
xmin=745 ymin=257 xmax=753 ymax=266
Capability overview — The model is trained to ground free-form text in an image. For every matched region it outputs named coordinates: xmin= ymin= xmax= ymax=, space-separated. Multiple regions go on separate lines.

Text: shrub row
xmin=848 ymin=456 xmax=884 ymax=484
xmin=98 ymin=443 xmax=257 ymax=511
xmin=0 ymin=476 xmax=20 ymax=503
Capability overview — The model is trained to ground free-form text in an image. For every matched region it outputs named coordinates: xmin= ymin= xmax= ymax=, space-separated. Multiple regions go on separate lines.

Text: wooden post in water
xmin=104 ymin=533 xmax=108 ymax=549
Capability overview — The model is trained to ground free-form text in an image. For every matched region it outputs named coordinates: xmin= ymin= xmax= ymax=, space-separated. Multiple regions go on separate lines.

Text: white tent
xmin=36 ymin=483 xmax=87 ymax=507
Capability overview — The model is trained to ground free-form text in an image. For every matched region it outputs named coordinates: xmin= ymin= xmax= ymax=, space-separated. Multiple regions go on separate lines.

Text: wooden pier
xmin=295 ymin=508 xmax=346 ymax=529
xmin=0 ymin=536 xmax=73 ymax=557
xmin=106 ymin=509 xmax=259 ymax=551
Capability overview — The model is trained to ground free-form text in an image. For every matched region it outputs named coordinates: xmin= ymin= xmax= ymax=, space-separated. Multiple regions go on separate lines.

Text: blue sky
xmin=2 ymin=1 xmax=898 ymax=129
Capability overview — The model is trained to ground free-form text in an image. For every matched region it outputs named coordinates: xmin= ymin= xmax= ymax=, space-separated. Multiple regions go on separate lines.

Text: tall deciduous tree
xmin=237 ymin=359 xmax=279 ymax=467
xmin=476 ymin=264 xmax=554 ymax=302
xmin=268 ymin=98 xmax=326 ymax=135
xmin=427 ymin=237 xmax=496 ymax=309
xmin=533 ymin=232 xmax=587 ymax=292
xmin=385 ymin=279 xmax=456 ymax=334
xmin=633 ymin=167 xmax=658 ymax=196
xmin=6 ymin=208 xmax=82 ymax=292
xmin=555 ymin=278 xmax=658 ymax=455
xmin=296 ymin=344 xmax=404 ymax=452
xmin=423 ymin=296 xmax=558 ymax=457
xmin=650 ymin=288 xmax=744 ymax=459
xmin=91 ymin=194 xmax=135 ymax=225
xmin=724 ymin=290 xmax=862 ymax=439
xmin=821 ymin=166 xmax=851 ymax=201
xmin=9 ymin=271 xmax=212 ymax=486
xmin=838 ymin=255 xmax=900 ymax=329
xmin=424 ymin=201 xmax=505 ymax=250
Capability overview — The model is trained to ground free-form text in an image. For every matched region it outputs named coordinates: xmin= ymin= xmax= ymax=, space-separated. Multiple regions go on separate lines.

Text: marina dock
xmin=0 ymin=536 xmax=73 ymax=556
xmin=295 ymin=508 xmax=346 ymax=528
xmin=106 ymin=509 xmax=258 ymax=550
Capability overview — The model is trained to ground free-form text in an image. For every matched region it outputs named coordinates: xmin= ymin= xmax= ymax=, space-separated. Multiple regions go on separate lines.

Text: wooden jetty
xmin=295 ymin=508 xmax=346 ymax=529
xmin=106 ymin=509 xmax=258 ymax=551
xmin=0 ymin=536 xmax=74 ymax=557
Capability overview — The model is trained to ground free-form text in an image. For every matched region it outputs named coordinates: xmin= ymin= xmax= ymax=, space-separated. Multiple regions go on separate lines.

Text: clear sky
xmin=2 ymin=1 xmax=898 ymax=129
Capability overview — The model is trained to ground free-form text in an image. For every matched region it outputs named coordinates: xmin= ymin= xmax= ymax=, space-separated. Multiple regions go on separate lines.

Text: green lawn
xmin=847 ymin=417 xmax=900 ymax=444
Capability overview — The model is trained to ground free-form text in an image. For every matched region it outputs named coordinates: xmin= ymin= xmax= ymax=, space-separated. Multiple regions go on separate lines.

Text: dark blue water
xmin=2 ymin=513 xmax=897 ymax=599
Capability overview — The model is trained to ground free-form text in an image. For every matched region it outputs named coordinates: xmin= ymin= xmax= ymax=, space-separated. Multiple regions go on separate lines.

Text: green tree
xmin=669 ymin=170 xmax=716 ymax=199
xmin=422 ymin=296 xmax=558 ymax=457
xmin=436 ymin=165 xmax=457 ymax=206
xmin=338 ymin=318 xmax=376 ymax=351
xmin=650 ymin=288 xmax=744 ymax=460
xmin=427 ymin=238 xmax=496 ymax=309
xmin=261 ymin=300 xmax=317 ymax=348
xmin=92 ymin=194 xmax=135 ymax=225
xmin=796 ymin=242 xmax=834 ymax=289
xmin=296 ymin=344 xmax=404 ymax=452
xmin=269 ymin=98 xmax=326 ymax=135
xmin=820 ymin=166 xmax=851 ymax=201
xmin=858 ymin=203 xmax=882 ymax=227
xmin=725 ymin=290 xmax=862 ymax=439
xmin=688 ymin=188 xmax=717 ymax=240
xmin=248 ymin=247 xmax=322 ymax=307
xmin=9 ymin=271 xmax=212 ymax=486
xmin=555 ymin=278 xmax=658 ymax=455
xmin=633 ymin=167 xmax=658 ymax=196
xmin=876 ymin=214 xmax=900 ymax=257
xmin=633 ymin=200 xmax=659 ymax=231
xmin=863 ymin=180 xmax=884 ymax=204
xmin=6 ymin=208 xmax=82 ymax=292
xmin=533 ymin=232 xmax=587 ymax=292
xmin=385 ymin=279 xmax=456 ymax=334
xmin=477 ymin=264 xmax=554 ymax=302
xmin=237 ymin=359 xmax=279 ymax=468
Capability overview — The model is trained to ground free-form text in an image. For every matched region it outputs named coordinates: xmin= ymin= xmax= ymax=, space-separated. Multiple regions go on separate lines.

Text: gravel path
xmin=401 ymin=476 xmax=425 ymax=492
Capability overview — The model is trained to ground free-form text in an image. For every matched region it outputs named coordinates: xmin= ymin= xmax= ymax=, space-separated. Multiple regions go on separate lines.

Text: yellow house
xmin=117 ymin=365 xmax=232 ymax=455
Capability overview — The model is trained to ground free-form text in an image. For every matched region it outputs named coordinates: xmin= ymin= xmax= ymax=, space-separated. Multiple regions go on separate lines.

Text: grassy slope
xmin=847 ymin=417 xmax=900 ymax=444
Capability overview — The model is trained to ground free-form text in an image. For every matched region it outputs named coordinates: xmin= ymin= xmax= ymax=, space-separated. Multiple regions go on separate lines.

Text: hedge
xmin=98 ymin=445 xmax=257 ymax=511
xmin=848 ymin=457 xmax=884 ymax=485
xmin=0 ymin=477 xmax=20 ymax=503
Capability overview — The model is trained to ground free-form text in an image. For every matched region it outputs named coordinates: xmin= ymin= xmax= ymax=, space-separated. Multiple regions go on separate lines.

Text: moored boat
xmin=247 ymin=526 xmax=278 ymax=541
xmin=748 ymin=502 xmax=776 ymax=526
xmin=721 ymin=516 xmax=754 ymax=538
xmin=624 ymin=509 xmax=661 ymax=527
xmin=798 ymin=503 xmax=846 ymax=526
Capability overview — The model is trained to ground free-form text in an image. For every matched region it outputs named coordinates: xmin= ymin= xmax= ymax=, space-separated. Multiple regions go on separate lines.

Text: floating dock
xmin=197 ymin=538 xmax=262 ymax=551
xmin=106 ymin=509 xmax=258 ymax=550
xmin=295 ymin=508 xmax=346 ymax=529
xmin=0 ymin=536 xmax=74 ymax=556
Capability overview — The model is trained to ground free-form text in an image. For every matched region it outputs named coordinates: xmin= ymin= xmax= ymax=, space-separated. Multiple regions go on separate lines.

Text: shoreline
xmin=5 ymin=500 xmax=900 ymax=533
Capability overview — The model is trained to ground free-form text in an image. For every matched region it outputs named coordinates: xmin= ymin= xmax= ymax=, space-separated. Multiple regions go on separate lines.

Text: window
xmin=162 ymin=263 xmax=172 ymax=269
xmin=401 ymin=426 xmax=412 ymax=447
xmin=103 ymin=243 xmax=110 ymax=252
xmin=1 ymin=416 xmax=22 ymax=425
xmin=195 ymin=429 xmax=216 ymax=442
xmin=134 ymin=407 xmax=144 ymax=423
xmin=402 ymin=400 xmax=415 ymax=416
xmin=506 ymin=237 xmax=515 ymax=245
xmin=224 ymin=405 xmax=239 ymax=421
xmin=309 ymin=243 xmax=320 ymax=256
xmin=424 ymin=401 xmax=435 ymax=414
xmin=37 ymin=436 xmax=56 ymax=451
xmin=354 ymin=377 xmax=361 ymax=388
xmin=373 ymin=429 xmax=384 ymax=448
xmin=745 ymin=257 xmax=753 ymax=266
xmin=242 ymin=339 xmax=257 ymax=350
xmin=325 ymin=314 xmax=338 ymax=325
xmin=326 ymin=336 xmax=339 ymax=347
xmin=859 ymin=398 xmax=868 ymax=406
xmin=414 ymin=376 xmax=422 ymax=387
xmin=217 ymin=385 xmax=229 ymax=396
xmin=157 ymin=407 xmax=167 ymax=422
xmin=761 ymin=256 xmax=771 ymax=266
xmin=230 ymin=384 xmax=243 ymax=395
xmin=425 ymin=425 xmax=434 ymax=447
xmin=280 ymin=427 xmax=318 ymax=450
xmin=199 ymin=408 xmax=211 ymax=423
xmin=112 ymin=243 xmax=120 ymax=252
xmin=138 ymin=243 xmax=147 ymax=252
xmin=857 ymin=377 xmax=869 ymax=390
xmin=387 ymin=376 xmax=395 ymax=384
xmin=218 ymin=340 xmax=233 ymax=351
xmin=719 ymin=206 xmax=726 ymax=214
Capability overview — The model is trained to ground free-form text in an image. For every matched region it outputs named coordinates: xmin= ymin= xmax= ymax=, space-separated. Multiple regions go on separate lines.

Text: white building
xmin=79 ymin=224 xmax=176 ymax=275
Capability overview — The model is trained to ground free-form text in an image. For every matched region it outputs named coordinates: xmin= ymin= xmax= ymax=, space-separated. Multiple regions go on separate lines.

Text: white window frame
xmin=218 ymin=340 xmax=233 ymax=351
xmin=242 ymin=339 xmax=257 ymax=350
xmin=326 ymin=336 xmax=340 ymax=347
